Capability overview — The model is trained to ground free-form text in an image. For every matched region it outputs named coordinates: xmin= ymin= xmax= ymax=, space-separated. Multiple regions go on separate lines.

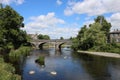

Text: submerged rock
xmin=64 ymin=56 xmax=67 ymax=59
xmin=29 ymin=70 xmax=35 ymax=74
xmin=50 ymin=71 xmax=57 ymax=75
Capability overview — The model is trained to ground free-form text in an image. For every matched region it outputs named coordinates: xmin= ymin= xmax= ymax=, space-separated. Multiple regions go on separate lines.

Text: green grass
xmin=88 ymin=43 xmax=120 ymax=54
xmin=0 ymin=57 xmax=21 ymax=80
xmin=35 ymin=56 xmax=45 ymax=65
xmin=9 ymin=46 xmax=31 ymax=63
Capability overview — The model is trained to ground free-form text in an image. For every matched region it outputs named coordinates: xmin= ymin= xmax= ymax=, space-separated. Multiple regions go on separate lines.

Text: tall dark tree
xmin=94 ymin=16 xmax=111 ymax=36
xmin=72 ymin=16 xmax=109 ymax=50
xmin=77 ymin=25 xmax=87 ymax=40
xmin=0 ymin=5 xmax=26 ymax=49
xmin=60 ymin=37 xmax=64 ymax=40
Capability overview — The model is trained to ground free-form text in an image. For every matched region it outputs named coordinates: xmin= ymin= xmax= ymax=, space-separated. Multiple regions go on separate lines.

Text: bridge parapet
xmin=30 ymin=39 xmax=72 ymax=50
xmin=31 ymin=39 xmax=71 ymax=42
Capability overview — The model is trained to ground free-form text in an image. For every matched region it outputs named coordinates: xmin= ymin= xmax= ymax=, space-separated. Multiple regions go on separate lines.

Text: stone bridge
xmin=30 ymin=39 xmax=72 ymax=50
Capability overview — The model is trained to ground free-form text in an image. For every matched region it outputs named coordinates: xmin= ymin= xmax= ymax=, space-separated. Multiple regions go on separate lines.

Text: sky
xmin=1 ymin=0 xmax=120 ymax=39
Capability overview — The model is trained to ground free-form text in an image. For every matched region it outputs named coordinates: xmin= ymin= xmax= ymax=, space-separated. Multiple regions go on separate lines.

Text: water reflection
xmin=22 ymin=48 xmax=120 ymax=80
xmin=73 ymin=53 xmax=120 ymax=80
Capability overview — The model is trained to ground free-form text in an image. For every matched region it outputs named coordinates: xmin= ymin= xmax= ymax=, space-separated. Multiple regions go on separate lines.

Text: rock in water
xmin=64 ymin=56 xmax=67 ymax=59
xmin=50 ymin=71 xmax=57 ymax=75
xmin=29 ymin=70 xmax=35 ymax=74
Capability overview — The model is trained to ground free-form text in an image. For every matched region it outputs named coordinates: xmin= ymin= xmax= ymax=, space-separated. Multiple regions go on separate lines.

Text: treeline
xmin=37 ymin=34 xmax=50 ymax=40
xmin=0 ymin=5 xmax=31 ymax=80
xmin=0 ymin=5 xmax=29 ymax=51
xmin=72 ymin=16 xmax=120 ymax=53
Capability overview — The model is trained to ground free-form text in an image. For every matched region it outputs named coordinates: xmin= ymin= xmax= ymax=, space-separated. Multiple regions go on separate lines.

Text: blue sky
xmin=1 ymin=0 xmax=120 ymax=39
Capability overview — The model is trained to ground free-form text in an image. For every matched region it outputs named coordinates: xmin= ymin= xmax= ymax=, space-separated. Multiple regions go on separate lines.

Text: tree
xmin=77 ymin=25 xmax=87 ymax=40
xmin=37 ymin=34 xmax=50 ymax=40
xmin=44 ymin=35 xmax=50 ymax=40
xmin=69 ymin=37 xmax=73 ymax=40
xmin=73 ymin=16 xmax=108 ymax=50
xmin=0 ymin=5 xmax=26 ymax=49
xmin=60 ymin=37 xmax=64 ymax=40
xmin=94 ymin=16 xmax=111 ymax=36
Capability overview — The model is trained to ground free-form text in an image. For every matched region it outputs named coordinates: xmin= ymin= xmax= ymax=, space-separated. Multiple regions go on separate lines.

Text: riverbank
xmin=77 ymin=50 xmax=120 ymax=58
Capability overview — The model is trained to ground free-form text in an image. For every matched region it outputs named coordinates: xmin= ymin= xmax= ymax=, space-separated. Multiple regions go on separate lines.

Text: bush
xmin=0 ymin=57 xmax=21 ymax=80
xmin=9 ymin=46 xmax=31 ymax=63
xmin=35 ymin=56 xmax=45 ymax=65
xmin=89 ymin=43 xmax=120 ymax=54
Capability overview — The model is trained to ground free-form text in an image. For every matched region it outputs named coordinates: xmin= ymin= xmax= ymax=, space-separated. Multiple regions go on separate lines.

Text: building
xmin=109 ymin=30 xmax=120 ymax=43
xmin=28 ymin=34 xmax=38 ymax=40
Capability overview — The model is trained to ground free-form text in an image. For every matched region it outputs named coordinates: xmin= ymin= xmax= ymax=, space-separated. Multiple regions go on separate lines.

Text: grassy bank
xmin=88 ymin=43 xmax=120 ymax=54
xmin=0 ymin=46 xmax=32 ymax=80
xmin=77 ymin=50 xmax=120 ymax=58
xmin=9 ymin=46 xmax=31 ymax=63
xmin=0 ymin=57 xmax=21 ymax=80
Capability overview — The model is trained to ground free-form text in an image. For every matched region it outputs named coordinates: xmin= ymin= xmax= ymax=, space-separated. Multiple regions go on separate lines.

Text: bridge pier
xmin=39 ymin=43 xmax=46 ymax=50
xmin=55 ymin=44 xmax=61 ymax=51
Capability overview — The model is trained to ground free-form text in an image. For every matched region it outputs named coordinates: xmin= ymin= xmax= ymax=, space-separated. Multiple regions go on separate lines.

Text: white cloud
xmin=83 ymin=20 xmax=94 ymax=27
xmin=23 ymin=12 xmax=79 ymax=39
xmin=56 ymin=0 xmax=62 ymax=5
xmin=109 ymin=13 xmax=120 ymax=31
xmin=26 ymin=12 xmax=65 ymax=28
xmin=64 ymin=0 xmax=120 ymax=16
xmin=0 ymin=0 xmax=24 ymax=5
xmin=82 ymin=13 xmax=120 ymax=31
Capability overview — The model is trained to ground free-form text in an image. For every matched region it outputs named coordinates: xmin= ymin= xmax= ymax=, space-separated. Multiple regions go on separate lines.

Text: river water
xmin=22 ymin=48 xmax=120 ymax=80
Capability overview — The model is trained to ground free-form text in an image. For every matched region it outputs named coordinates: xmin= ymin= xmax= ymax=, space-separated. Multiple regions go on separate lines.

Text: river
xmin=22 ymin=48 xmax=120 ymax=80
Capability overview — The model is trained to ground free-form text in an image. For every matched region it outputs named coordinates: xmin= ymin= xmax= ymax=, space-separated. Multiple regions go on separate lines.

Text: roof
xmin=109 ymin=31 xmax=120 ymax=34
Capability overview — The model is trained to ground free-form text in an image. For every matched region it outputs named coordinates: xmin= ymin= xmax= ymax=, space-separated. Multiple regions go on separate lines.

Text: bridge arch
xmin=30 ymin=39 xmax=72 ymax=50
xmin=58 ymin=42 xmax=65 ymax=50
xmin=38 ymin=42 xmax=47 ymax=50
xmin=31 ymin=43 xmax=36 ymax=48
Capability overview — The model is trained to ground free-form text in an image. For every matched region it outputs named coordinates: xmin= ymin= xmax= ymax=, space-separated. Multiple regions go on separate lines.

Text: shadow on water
xmin=72 ymin=52 xmax=120 ymax=80
xmin=22 ymin=48 xmax=120 ymax=80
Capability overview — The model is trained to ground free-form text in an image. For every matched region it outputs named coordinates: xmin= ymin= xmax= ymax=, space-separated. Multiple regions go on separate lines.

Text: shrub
xmin=0 ymin=57 xmax=21 ymax=80
xmin=9 ymin=46 xmax=31 ymax=63
xmin=35 ymin=56 xmax=45 ymax=65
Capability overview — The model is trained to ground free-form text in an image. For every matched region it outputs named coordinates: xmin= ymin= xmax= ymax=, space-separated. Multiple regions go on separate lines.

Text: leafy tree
xmin=37 ymin=34 xmax=50 ymax=40
xmin=73 ymin=16 xmax=108 ymax=50
xmin=94 ymin=16 xmax=111 ymax=36
xmin=71 ymin=38 xmax=79 ymax=50
xmin=69 ymin=37 xmax=73 ymax=40
xmin=60 ymin=37 xmax=64 ymax=40
xmin=44 ymin=35 xmax=50 ymax=40
xmin=0 ymin=5 xmax=26 ymax=49
xmin=77 ymin=25 xmax=87 ymax=40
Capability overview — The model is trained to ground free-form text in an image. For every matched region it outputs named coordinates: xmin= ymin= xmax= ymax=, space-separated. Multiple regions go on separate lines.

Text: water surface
xmin=22 ymin=48 xmax=120 ymax=80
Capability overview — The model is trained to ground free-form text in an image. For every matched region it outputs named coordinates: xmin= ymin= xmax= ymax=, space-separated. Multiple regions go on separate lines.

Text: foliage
xmin=0 ymin=57 xmax=21 ymax=80
xmin=0 ymin=4 xmax=31 ymax=80
xmin=94 ymin=15 xmax=111 ymax=36
xmin=0 ymin=5 xmax=27 ymax=49
xmin=60 ymin=37 xmax=64 ymax=40
xmin=9 ymin=46 xmax=31 ymax=63
xmin=35 ymin=56 xmax=45 ymax=65
xmin=74 ymin=22 xmax=106 ymax=50
xmin=71 ymin=38 xmax=79 ymax=50
xmin=72 ymin=16 xmax=119 ymax=53
xmin=37 ymin=34 xmax=50 ymax=40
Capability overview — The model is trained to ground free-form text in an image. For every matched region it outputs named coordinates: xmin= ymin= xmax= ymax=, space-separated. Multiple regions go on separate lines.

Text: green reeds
xmin=35 ymin=56 xmax=45 ymax=65
xmin=9 ymin=46 xmax=31 ymax=63
xmin=0 ymin=57 xmax=21 ymax=80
